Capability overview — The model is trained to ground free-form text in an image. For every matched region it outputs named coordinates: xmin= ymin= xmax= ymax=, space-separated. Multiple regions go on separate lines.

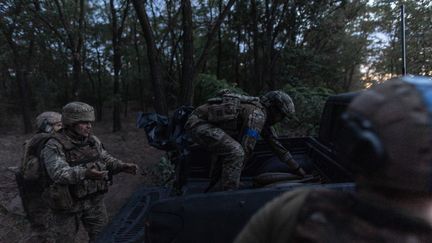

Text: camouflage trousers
xmin=23 ymin=195 xmax=108 ymax=243
xmin=23 ymin=194 xmax=55 ymax=243
xmin=190 ymin=123 xmax=245 ymax=190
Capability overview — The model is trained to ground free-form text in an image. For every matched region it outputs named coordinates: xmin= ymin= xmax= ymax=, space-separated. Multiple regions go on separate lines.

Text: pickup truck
xmin=96 ymin=92 xmax=357 ymax=243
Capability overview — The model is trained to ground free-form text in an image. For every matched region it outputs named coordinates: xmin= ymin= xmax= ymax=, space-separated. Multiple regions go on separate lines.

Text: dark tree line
xmin=0 ymin=0 xmax=430 ymax=133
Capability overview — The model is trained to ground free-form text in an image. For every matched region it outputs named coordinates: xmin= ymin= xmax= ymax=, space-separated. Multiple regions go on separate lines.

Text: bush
xmin=141 ymin=155 xmax=175 ymax=186
xmin=193 ymin=74 xmax=246 ymax=105
xmin=281 ymin=85 xmax=335 ymax=136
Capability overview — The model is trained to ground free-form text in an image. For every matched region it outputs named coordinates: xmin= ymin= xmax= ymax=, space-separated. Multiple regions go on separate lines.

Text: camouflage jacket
xmin=185 ymin=98 xmax=292 ymax=164
xmin=235 ymin=188 xmax=432 ymax=243
xmin=41 ymin=131 xmax=126 ymax=201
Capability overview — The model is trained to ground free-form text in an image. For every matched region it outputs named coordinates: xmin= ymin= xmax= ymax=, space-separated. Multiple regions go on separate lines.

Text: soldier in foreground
xmin=18 ymin=111 xmax=62 ymax=241
xmin=39 ymin=102 xmax=138 ymax=242
xmin=235 ymin=76 xmax=432 ymax=242
xmin=185 ymin=90 xmax=306 ymax=191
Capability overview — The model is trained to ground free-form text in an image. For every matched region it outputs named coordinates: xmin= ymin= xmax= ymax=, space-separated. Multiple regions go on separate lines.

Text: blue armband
xmin=245 ymin=128 xmax=260 ymax=139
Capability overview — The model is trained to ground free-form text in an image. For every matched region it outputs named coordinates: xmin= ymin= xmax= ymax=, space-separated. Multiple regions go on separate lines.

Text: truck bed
xmin=97 ymin=136 xmax=354 ymax=243
xmin=96 ymin=92 xmax=357 ymax=243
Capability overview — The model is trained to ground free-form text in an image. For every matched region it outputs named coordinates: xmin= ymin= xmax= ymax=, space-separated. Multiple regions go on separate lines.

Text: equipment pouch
xmin=22 ymin=156 xmax=40 ymax=180
xmin=42 ymin=184 xmax=74 ymax=211
xmin=208 ymin=96 xmax=240 ymax=123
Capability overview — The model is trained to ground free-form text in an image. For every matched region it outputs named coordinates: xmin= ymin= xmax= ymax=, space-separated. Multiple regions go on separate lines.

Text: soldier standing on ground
xmin=185 ymin=90 xmax=306 ymax=191
xmin=18 ymin=111 xmax=62 ymax=242
xmin=235 ymin=76 xmax=432 ymax=243
xmin=39 ymin=102 xmax=139 ymax=242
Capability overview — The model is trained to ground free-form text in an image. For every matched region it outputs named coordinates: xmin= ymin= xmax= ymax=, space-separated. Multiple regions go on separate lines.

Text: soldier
xmin=185 ymin=90 xmax=306 ymax=191
xmin=38 ymin=102 xmax=138 ymax=242
xmin=35 ymin=111 xmax=63 ymax=133
xmin=18 ymin=111 xmax=62 ymax=242
xmin=235 ymin=76 xmax=432 ymax=243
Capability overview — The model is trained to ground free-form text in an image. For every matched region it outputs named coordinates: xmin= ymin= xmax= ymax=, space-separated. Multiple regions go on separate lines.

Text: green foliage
xmin=141 ymin=155 xmax=175 ymax=186
xmin=193 ymin=74 xmax=246 ymax=105
xmin=281 ymin=85 xmax=335 ymax=136
xmin=3 ymin=0 xmax=422 ymax=132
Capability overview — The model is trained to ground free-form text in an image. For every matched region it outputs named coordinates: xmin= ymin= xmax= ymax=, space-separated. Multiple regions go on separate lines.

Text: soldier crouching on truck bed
xmin=235 ymin=76 xmax=432 ymax=243
xmin=35 ymin=102 xmax=139 ymax=243
xmin=184 ymin=90 xmax=306 ymax=191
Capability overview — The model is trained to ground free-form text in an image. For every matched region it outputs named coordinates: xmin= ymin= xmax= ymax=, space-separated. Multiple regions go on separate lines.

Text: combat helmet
xmin=62 ymin=101 xmax=95 ymax=126
xmin=342 ymin=75 xmax=432 ymax=195
xmin=260 ymin=91 xmax=295 ymax=117
xmin=36 ymin=111 xmax=61 ymax=132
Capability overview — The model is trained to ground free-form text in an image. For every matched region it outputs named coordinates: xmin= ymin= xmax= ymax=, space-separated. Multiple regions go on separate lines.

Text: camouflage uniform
xmin=235 ymin=77 xmax=432 ymax=242
xmin=36 ymin=102 xmax=132 ymax=243
xmin=18 ymin=112 xmax=62 ymax=242
xmin=35 ymin=111 xmax=62 ymax=133
xmin=235 ymin=188 xmax=432 ymax=243
xmin=185 ymin=91 xmax=303 ymax=190
xmin=40 ymin=131 xmax=126 ymax=242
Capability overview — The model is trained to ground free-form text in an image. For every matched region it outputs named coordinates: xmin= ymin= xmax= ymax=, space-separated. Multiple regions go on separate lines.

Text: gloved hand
xmin=122 ymin=163 xmax=139 ymax=175
xmin=85 ymin=168 xmax=109 ymax=180
xmin=282 ymin=152 xmax=306 ymax=178
xmin=289 ymin=165 xmax=306 ymax=178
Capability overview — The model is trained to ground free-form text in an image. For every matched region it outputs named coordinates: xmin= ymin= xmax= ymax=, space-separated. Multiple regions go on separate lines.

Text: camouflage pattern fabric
xmin=36 ymin=112 xmax=62 ymax=133
xmin=235 ymin=188 xmax=432 ymax=243
xmin=186 ymin=101 xmax=272 ymax=190
xmin=260 ymin=126 xmax=299 ymax=170
xmin=186 ymin=92 xmax=302 ymax=190
xmin=62 ymin=102 xmax=95 ymax=126
xmin=18 ymin=133 xmax=54 ymax=240
xmin=22 ymin=195 xmax=107 ymax=243
xmin=190 ymin=123 xmax=245 ymax=190
xmin=34 ymin=130 xmax=126 ymax=242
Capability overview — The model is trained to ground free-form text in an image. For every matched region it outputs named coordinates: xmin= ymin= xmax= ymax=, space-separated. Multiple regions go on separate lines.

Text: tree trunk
xmin=71 ymin=0 xmax=85 ymax=98
xmin=195 ymin=0 xmax=236 ymax=74
xmin=216 ymin=0 xmax=223 ymax=79
xmin=96 ymin=48 xmax=103 ymax=121
xmin=250 ymin=0 xmax=262 ymax=94
xmin=180 ymin=0 xmax=194 ymax=105
xmin=133 ymin=24 xmax=145 ymax=111
xmin=1 ymin=15 xmax=33 ymax=133
xmin=263 ymin=0 xmax=274 ymax=90
xmin=123 ymin=82 xmax=129 ymax=117
xmin=15 ymin=68 xmax=32 ymax=133
xmin=111 ymin=0 xmax=122 ymax=132
xmin=132 ymin=0 xmax=168 ymax=115
xmin=72 ymin=54 xmax=82 ymax=98
xmin=235 ymin=28 xmax=241 ymax=86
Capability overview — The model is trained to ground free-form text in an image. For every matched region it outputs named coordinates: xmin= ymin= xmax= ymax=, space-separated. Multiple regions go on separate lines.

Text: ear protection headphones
xmin=338 ymin=112 xmax=387 ymax=173
xmin=40 ymin=119 xmax=54 ymax=133
xmin=338 ymin=75 xmax=432 ymax=174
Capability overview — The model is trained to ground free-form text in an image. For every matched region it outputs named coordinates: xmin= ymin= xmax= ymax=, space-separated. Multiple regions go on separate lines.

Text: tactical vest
xmin=290 ymin=190 xmax=432 ymax=243
xmin=49 ymin=133 xmax=108 ymax=200
xmin=206 ymin=93 xmax=262 ymax=130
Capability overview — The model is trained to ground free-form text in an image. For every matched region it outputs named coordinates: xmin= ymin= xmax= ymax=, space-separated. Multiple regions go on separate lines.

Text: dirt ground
xmin=0 ymin=115 xmax=164 ymax=242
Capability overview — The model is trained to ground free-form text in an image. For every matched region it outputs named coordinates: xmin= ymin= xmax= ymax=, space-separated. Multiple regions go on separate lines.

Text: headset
xmin=338 ymin=112 xmax=387 ymax=173
xmin=39 ymin=119 xmax=54 ymax=133
xmin=338 ymin=75 xmax=432 ymax=174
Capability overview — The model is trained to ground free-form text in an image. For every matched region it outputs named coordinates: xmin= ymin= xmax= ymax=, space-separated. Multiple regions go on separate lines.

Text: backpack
xmin=20 ymin=133 xmax=53 ymax=181
xmin=16 ymin=133 xmax=54 ymax=218
xmin=206 ymin=93 xmax=261 ymax=123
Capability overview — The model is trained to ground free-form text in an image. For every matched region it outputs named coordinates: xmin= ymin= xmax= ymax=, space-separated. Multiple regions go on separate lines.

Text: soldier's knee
xmin=231 ymin=142 xmax=245 ymax=161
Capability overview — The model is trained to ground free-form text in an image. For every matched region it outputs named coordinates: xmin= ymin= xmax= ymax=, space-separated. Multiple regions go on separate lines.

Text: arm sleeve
xmin=234 ymin=189 xmax=310 ymax=243
xmin=92 ymin=136 xmax=126 ymax=174
xmin=41 ymin=139 xmax=87 ymax=184
xmin=240 ymin=108 xmax=266 ymax=161
xmin=261 ymin=126 xmax=299 ymax=170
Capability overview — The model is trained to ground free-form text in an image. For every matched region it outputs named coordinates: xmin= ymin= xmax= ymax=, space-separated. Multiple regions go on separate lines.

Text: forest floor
xmin=0 ymin=114 xmax=164 ymax=242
